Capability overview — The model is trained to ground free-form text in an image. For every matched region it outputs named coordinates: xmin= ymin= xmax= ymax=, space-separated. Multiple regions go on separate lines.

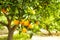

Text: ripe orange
xmin=13 ymin=20 xmax=19 ymax=25
xmin=20 ymin=21 xmax=22 ymax=24
xmin=28 ymin=24 xmax=33 ymax=29
xmin=23 ymin=20 xmax=30 ymax=26
xmin=1 ymin=8 xmax=7 ymax=13
xmin=20 ymin=19 xmax=25 ymax=25
xmin=22 ymin=28 xmax=27 ymax=33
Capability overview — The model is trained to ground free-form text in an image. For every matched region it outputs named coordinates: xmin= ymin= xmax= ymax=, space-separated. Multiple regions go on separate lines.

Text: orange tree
xmin=0 ymin=0 xmax=60 ymax=40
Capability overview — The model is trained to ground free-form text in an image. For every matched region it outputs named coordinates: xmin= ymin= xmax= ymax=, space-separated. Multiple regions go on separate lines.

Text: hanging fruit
xmin=13 ymin=20 xmax=19 ymax=25
xmin=28 ymin=24 xmax=33 ymax=29
xmin=23 ymin=20 xmax=30 ymax=26
xmin=20 ymin=19 xmax=25 ymax=25
xmin=1 ymin=8 xmax=7 ymax=13
xmin=22 ymin=28 xmax=27 ymax=33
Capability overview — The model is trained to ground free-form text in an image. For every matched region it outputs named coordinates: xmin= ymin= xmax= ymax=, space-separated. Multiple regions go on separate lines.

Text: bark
xmin=7 ymin=25 xmax=17 ymax=40
xmin=46 ymin=24 xmax=51 ymax=35
xmin=7 ymin=30 xmax=14 ymax=40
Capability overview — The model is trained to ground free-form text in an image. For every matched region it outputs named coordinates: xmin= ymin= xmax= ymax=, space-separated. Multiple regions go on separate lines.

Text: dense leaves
xmin=0 ymin=0 xmax=60 ymax=37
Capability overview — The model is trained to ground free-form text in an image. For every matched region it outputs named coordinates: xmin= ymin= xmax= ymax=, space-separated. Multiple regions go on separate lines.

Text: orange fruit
xmin=22 ymin=28 xmax=27 ymax=33
xmin=23 ymin=20 xmax=30 ymax=26
xmin=13 ymin=20 xmax=19 ymax=25
xmin=20 ymin=19 xmax=25 ymax=25
xmin=20 ymin=21 xmax=22 ymax=24
xmin=35 ymin=21 xmax=40 ymax=25
xmin=28 ymin=24 xmax=33 ymax=29
xmin=1 ymin=8 xmax=7 ymax=13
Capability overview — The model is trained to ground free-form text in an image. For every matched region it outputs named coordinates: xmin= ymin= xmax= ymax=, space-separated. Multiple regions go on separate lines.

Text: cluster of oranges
xmin=20 ymin=19 xmax=33 ymax=29
xmin=13 ymin=19 xmax=39 ymax=28
xmin=20 ymin=20 xmax=29 ymax=26
xmin=13 ymin=19 xmax=33 ymax=33
xmin=13 ymin=19 xmax=39 ymax=33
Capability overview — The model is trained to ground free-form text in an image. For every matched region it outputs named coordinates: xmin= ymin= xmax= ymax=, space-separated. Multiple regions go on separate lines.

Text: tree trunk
xmin=7 ymin=30 xmax=14 ymax=40
xmin=46 ymin=24 xmax=51 ymax=35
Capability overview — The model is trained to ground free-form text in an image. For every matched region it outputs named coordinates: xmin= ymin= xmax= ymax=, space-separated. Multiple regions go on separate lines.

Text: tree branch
xmin=12 ymin=25 xmax=18 ymax=31
xmin=4 ymin=13 xmax=11 ymax=28
xmin=0 ymin=21 xmax=7 ymax=26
